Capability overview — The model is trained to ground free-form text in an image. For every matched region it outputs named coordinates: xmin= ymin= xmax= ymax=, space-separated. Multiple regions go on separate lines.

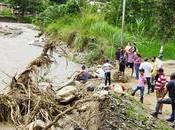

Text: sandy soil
xmin=123 ymin=60 xmax=175 ymax=120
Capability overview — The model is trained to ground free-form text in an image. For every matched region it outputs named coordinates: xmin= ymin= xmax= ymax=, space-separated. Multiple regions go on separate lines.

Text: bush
xmin=0 ymin=8 xmax=13 ymax=17
xmin=34 ymin=0 xmax=87 ymax=27
xmin=35 ymin=0 xmax=175 ymax=64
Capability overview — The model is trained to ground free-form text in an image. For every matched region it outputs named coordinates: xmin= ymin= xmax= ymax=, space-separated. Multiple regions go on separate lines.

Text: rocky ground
xmin=0 ymin=22 xmax=174 ymax=130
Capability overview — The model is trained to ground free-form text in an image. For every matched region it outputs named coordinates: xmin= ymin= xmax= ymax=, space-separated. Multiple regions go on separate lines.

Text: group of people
xmin=75 ymin=42 xmax=175 ymax=127
xmin=115 ymin=43 xmax=175 ymax=127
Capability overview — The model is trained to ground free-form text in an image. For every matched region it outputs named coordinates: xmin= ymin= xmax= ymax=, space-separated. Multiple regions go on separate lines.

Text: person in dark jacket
xmin=151 ymin=72 xmax=175 ymax=128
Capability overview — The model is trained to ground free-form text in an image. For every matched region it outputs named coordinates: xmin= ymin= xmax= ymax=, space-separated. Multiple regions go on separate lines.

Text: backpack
xmin=119 ymin=56 xmax=126 ymax=65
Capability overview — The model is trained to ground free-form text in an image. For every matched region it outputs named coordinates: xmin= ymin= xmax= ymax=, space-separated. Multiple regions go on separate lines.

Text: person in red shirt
xmin=151 ymin=72 xmax=175 ymax=129
xmin=154 ymin=68 xmax=167 ymax=114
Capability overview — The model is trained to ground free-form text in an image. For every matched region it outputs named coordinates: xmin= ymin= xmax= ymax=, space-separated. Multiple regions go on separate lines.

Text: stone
xmin=27 ymin=119 xmax=45 ymax=130
xmin=85 ymin=81 xmax=95 ymax=91
xmin=55 ymin=86 xmax=78 ymax=103
xmin=56 ymin=85 xmax=78 ymax=97
xmin=93 ymin=90 xmax=109 ymax=99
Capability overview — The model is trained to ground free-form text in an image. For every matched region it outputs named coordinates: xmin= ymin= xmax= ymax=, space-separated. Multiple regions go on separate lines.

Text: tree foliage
xmin=9 ymin=0 xmax=50 ymax=16
xmin=34 ymin=0 xmax=86 ymax=27
xmin=104 ymin=0 xmax=175 ymax=40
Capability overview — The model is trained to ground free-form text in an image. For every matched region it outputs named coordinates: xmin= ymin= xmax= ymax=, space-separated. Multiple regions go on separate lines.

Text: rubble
xmin=113 ymin=71 xmax=129 ymax=83
xmin=0 ymin=40 xmax=172 ymax=130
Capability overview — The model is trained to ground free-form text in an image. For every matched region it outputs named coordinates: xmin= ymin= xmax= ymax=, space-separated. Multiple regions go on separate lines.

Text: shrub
xmin=0 ymin=8 xmax=13 ymax=17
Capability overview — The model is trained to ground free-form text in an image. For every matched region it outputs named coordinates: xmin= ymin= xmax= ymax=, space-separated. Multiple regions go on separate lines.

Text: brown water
xmin=0 ymin=22 xmax=80 ymax=129
xmin=0 ymin=22 xmax=42 ymax=92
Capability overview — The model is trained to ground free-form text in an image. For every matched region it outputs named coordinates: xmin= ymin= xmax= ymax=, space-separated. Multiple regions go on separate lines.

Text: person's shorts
xmin=126 ymin=63 xmax=134 ymax=68
xmin=156 ymin=90 xmax=165 ymax=99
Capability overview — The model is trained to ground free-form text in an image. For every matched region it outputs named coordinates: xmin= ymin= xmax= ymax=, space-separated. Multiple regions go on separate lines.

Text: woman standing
xmin=134 ymin=53 xmax=142 ymax=79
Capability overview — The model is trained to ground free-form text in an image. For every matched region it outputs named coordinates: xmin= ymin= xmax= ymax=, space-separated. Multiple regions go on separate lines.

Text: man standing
xmin=151 ymin=72 xmax=175 ymax=128
xmin=126 ymin=49 xmax=135 ymax=77
xmin=139 ymin=58 xmax=152 ymax=94
xmin=102 ymin=60 xmax=113 ymax=86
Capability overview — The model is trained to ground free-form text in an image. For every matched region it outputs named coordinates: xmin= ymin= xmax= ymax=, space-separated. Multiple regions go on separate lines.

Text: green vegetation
xmin=0 ymin=8 xmax=13 ymax=17
xmin=110 ymin=94 xmax=172 ymax=130
xmin=9 ymin=0 xmax=50 ymax=16
xmin=33 ymin=0 xmax=175 ymax=63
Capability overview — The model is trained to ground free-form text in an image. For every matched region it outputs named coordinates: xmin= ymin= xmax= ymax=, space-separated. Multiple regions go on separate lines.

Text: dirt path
xmin=123 ymin=60 xmax=175 ymax=120
xmin=0 ymin=22 xmax=174 ymax=129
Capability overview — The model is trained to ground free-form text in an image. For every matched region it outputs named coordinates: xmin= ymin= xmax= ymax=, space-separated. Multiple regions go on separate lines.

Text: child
xmin=102 ymin=60 xmax=113 ymax=86
xmin=131 ymin=69 xmax=147 ymax=103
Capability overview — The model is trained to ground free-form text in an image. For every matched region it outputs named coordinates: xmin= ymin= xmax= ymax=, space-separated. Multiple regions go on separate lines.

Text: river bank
xmin=0 ymin=22 xmax=174 ymax=130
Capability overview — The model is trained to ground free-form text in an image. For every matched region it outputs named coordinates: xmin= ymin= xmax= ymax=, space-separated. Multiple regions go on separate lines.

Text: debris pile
xmin=0 ymin=40 xmax=172 ymax=130
xmin=113 ymin=71 xmax=129 ymax=83
xmin=0 ymin=40 xmax=102 ymax=130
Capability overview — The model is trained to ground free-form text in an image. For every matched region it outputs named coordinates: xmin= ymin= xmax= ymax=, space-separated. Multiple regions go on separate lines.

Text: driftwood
xmin=44 ymin=98 xmax=98 ymax=130
xmin=0 ymin=40 xmax=100 ymax=130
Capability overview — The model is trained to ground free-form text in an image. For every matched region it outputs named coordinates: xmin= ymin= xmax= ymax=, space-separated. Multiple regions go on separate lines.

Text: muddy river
xmin=0 ymin=22 xmax=80 ymax=92
xmin=0 ymin=22 xmax=80 ymax=129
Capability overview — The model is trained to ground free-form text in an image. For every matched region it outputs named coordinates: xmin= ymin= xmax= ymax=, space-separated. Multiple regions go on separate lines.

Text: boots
xmin=151 ymin=112 xmax=158 ymax=118
xmin=166 ymin=114 xmax=174 ymax=122
xmin=140 ymin=97 xmax=143 ymax=103
xmin=131 ymin=92 xmax=135 ymax=96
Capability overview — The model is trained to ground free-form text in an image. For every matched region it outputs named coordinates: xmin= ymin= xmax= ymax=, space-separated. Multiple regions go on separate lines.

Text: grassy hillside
xmin=34 ymin=1 xmax=175 ymax=64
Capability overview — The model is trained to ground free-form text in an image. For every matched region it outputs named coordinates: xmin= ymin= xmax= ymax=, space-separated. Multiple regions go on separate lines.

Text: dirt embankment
xmin=0 ymin=22 xmax=174 ymax=130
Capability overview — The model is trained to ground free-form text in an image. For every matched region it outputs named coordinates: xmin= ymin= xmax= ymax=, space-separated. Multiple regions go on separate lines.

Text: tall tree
xmin=10 ymin=0 xmax=50 ymax=16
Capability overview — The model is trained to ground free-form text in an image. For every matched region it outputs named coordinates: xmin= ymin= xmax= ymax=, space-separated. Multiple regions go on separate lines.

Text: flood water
xmin=0 ymin=22 xmax=80 ymax=129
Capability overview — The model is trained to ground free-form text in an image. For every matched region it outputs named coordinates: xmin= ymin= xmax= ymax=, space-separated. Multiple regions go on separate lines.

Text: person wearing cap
xmin=131 ymin=69 xmax=147 ymax=103
xmin=139 ymin=58 xmax=153 ymax=94
xmin=154 ymin=68 xmax=167 ymax=114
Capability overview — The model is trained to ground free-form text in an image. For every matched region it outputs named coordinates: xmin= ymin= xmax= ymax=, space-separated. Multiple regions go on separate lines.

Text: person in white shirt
xmin=139 ymin=58 xmax=153 ymax=94
xmin=156 ymin=55 xmax=163 ymax=69
xmin=95 ymin=65 xmax=105 ymax=83
xmin=102 ymin=60 xmax=113 ymax=86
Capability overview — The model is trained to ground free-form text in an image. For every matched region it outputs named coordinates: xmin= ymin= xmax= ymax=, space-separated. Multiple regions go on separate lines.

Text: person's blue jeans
xmin=135 ymin=64 xmax=140 ymax=79
xmin=132 ymin=86 xmax=144 ymax=97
